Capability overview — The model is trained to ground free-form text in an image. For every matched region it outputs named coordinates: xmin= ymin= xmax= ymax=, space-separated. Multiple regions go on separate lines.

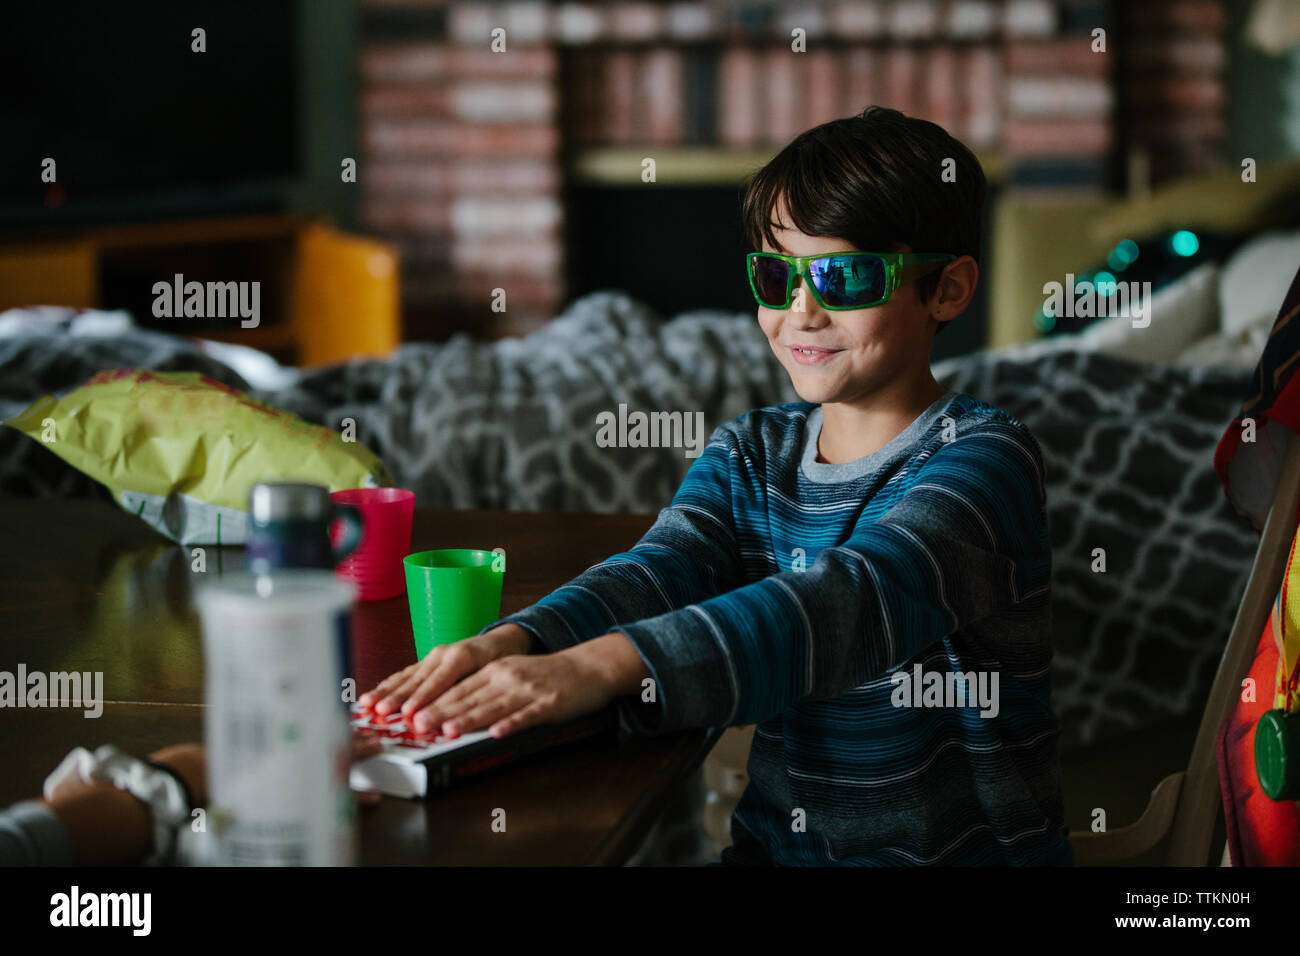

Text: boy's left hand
xmin=408 ymin=648 xmax=615 ymax=738
xmin=408 ymin=631 xmax=652 ymax=738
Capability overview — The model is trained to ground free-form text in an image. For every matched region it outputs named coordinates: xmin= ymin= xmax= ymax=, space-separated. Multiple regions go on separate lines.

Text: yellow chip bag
xmin=3 ymin=369 xmax=393 ymax=545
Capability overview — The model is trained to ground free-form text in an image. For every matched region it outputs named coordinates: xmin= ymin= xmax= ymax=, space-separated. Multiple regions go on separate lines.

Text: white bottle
xmin=195 ymin=570 xmax=356 ymax=866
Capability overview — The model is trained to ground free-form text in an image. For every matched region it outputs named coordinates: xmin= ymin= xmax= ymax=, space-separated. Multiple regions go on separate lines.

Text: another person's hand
xmin=358 ymin=623 xmax=534 ymax=718
xmin=42 ymin=743 xmax=206 ymax=866
xmin=43 ymin=734 xmax=388 ymax=865
xmin=43 ymin=743 xmax=206 ymax=807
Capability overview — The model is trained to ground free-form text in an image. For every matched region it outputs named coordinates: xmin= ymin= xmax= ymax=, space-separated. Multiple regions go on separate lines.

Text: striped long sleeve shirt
xmin=490 ymin=391 xmax=1073 ymax=866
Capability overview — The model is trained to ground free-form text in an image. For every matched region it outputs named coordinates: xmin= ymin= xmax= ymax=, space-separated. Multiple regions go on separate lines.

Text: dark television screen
xmin=0 ymin=0 xmax=299 ymax=220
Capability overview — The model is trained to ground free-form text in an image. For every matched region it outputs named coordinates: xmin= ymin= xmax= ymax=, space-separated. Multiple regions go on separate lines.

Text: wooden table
xmin=0 ymin=496 xmax=716 ymax=865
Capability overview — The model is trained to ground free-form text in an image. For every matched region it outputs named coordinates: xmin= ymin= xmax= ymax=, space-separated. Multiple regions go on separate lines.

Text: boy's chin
xmin=788 ymin=378 xmax=844 ymax=405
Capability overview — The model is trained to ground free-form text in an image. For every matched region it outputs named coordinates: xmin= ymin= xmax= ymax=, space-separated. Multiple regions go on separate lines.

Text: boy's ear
xmin=931 ymin=256 xmax=978 ymax=325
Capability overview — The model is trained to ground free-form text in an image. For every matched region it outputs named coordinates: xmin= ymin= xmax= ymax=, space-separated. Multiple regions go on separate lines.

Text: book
xmin=501 ymin=1 xmax=552 ymax=44
xmin=554 ymin=2 xmax=606 ymax=44
xmin=361 ymin=85 xmax=455 ymax=116
xmin=568 ymin=46 xmax=603 ymax=145
xmin=1003 ymin=117 xmax=1112 ymax=156
xmin=683 ymin=45 xmax=718 ymax=145
xmin=447 ymin=1 xmax=495 ymax=45
xmin=719 ymin=46 xmax=761 ymax=147
xmin=804 ymin=49 xmax=840 ymax=129
xmin=1006 ymin=38 xmax=1109 ymax=76
xmin=1056 ymin=0 xmax=1109 ymax=35
xmin=889 ymin=0 xmax=941 ymax=40
xmin=925 ymin=45 xmax=957 ymax=132
xmin=830 ymin=0 xmax=885 ymax=39
xmin=775 ymin=3 xmax=829 ymax=41
xmin=362 ymin=82 xmax=556 ymax=124
xmin=452 ymin=81 xmax=557 ymax=124
xmin=882 ymin=45 xmax=917 ymax=117
xmin=604 ymin=48 xmax=639 ymax=144
xmin=361 ymin=45 xmax=557 ymax=84
xmin=363 ymin=162 xmax=450 ymax=195
xmin=766 ymin=46 xmax=802 ymax=143
xmin=944 ymin=0 xmax=998 ymax=40
xmin=449 ymin=196 xmax=563 ymax=237
xmin=452 ymin=159 xmax=560 ymax=192
xmin=609 ymin=1 xmax=664 ymax=42
xmin=643 ymin=47 xmax=686 ymax=145
xmin=963 ymin=46 xmax=1002 ymax=150
xmin=666 ymin=2 xmax=716 ymax=41
xmin=362 ymin=119 xmax=559 ymax=157
xmin=448 ymin=1 xmax=553 ymax=46
xmin=364 ymin=160 xmax=559 ymax=195
xmin=1002 ymin=0 xmax=1059 ymax=38
xmin=1007 ymin=76 xmax=1112 ymax=118
xmin=1127 ymin=0 xmax=1224 ymax=32
xmin=349 ymin=703 xmax=617 ymax=798
xmin=726 ymin=2 xmax=776 ymax=42
xmin=843 ymin=46 xmax=876 ymax=117
xmin=452 ymin=237 xmax=562 ymax=276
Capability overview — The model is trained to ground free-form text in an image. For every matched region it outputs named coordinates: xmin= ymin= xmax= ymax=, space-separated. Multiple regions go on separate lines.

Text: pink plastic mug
xmin=330 ymin=488 xmax=415 ymax=601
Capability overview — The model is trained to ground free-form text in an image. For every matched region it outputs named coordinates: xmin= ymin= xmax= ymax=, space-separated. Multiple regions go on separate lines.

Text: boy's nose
xmin=787 ymin=278 xmax=831 ymax=325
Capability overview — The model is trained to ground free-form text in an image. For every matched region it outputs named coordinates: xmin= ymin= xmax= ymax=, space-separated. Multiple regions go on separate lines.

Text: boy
xmin=361 ymin=107 xmax=1072 ymax=866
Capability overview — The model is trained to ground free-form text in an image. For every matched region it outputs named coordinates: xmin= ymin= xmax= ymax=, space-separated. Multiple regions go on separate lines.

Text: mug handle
xmin=330 ymin=503 xmax=365 ymax=563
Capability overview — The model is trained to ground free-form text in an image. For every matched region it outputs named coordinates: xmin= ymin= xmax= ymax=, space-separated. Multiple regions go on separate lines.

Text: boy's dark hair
xmin=741 ymin=107 xmax=987 ymax=329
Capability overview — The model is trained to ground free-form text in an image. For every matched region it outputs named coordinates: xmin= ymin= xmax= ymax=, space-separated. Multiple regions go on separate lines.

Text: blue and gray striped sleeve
xmin=485 ymin=427 xmax=745 ymax=649
xmin=615 ymin=422 xmax=1049 ymax=731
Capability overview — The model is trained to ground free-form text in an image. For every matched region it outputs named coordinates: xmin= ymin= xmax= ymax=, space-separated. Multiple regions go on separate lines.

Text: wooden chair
xmin=1069 ymin=428 xmax=1300 ymax=865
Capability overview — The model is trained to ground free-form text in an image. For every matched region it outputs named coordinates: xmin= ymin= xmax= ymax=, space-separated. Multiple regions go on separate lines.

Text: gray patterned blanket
xmin=0 ymin=291 xmax=1258 ymax=752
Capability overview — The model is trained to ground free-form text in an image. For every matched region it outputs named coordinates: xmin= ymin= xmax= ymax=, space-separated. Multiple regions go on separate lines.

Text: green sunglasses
xmin=747 ymin=251 xmax=955 ymax=311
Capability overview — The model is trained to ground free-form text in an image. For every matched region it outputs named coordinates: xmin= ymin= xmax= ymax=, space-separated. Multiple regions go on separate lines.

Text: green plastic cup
xmin=404 ymin=549 xmax=504 ymax=659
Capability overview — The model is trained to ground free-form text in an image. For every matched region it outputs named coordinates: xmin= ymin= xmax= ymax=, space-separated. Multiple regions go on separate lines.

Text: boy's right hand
xmin=359 ymin=623 xmax=535 ymax=718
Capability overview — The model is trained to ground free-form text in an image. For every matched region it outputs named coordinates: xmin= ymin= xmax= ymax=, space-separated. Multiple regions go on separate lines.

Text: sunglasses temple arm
xmin=896 ymin=259 xmax=951 ymax=288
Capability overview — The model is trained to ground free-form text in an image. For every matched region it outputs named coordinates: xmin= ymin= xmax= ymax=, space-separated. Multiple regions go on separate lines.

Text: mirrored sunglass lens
xmin=809 ymin=255 xmax=887 ymax=307
xmin=752 ymin=257 xmax=790 ymax=306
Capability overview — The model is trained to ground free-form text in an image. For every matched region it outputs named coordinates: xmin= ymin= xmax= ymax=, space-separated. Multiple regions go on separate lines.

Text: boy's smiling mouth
xmin=787 ymin=344 xmax=843 ymax=366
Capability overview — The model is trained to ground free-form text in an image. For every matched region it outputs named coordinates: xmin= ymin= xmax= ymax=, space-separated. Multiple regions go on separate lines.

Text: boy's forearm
xmin=565 ymin=632 xmax=651 ymax=697
xmin=486 ymin=441 xmax=741 ymax=657
xmin=483 ymin=622 xmax=540 ymax=656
